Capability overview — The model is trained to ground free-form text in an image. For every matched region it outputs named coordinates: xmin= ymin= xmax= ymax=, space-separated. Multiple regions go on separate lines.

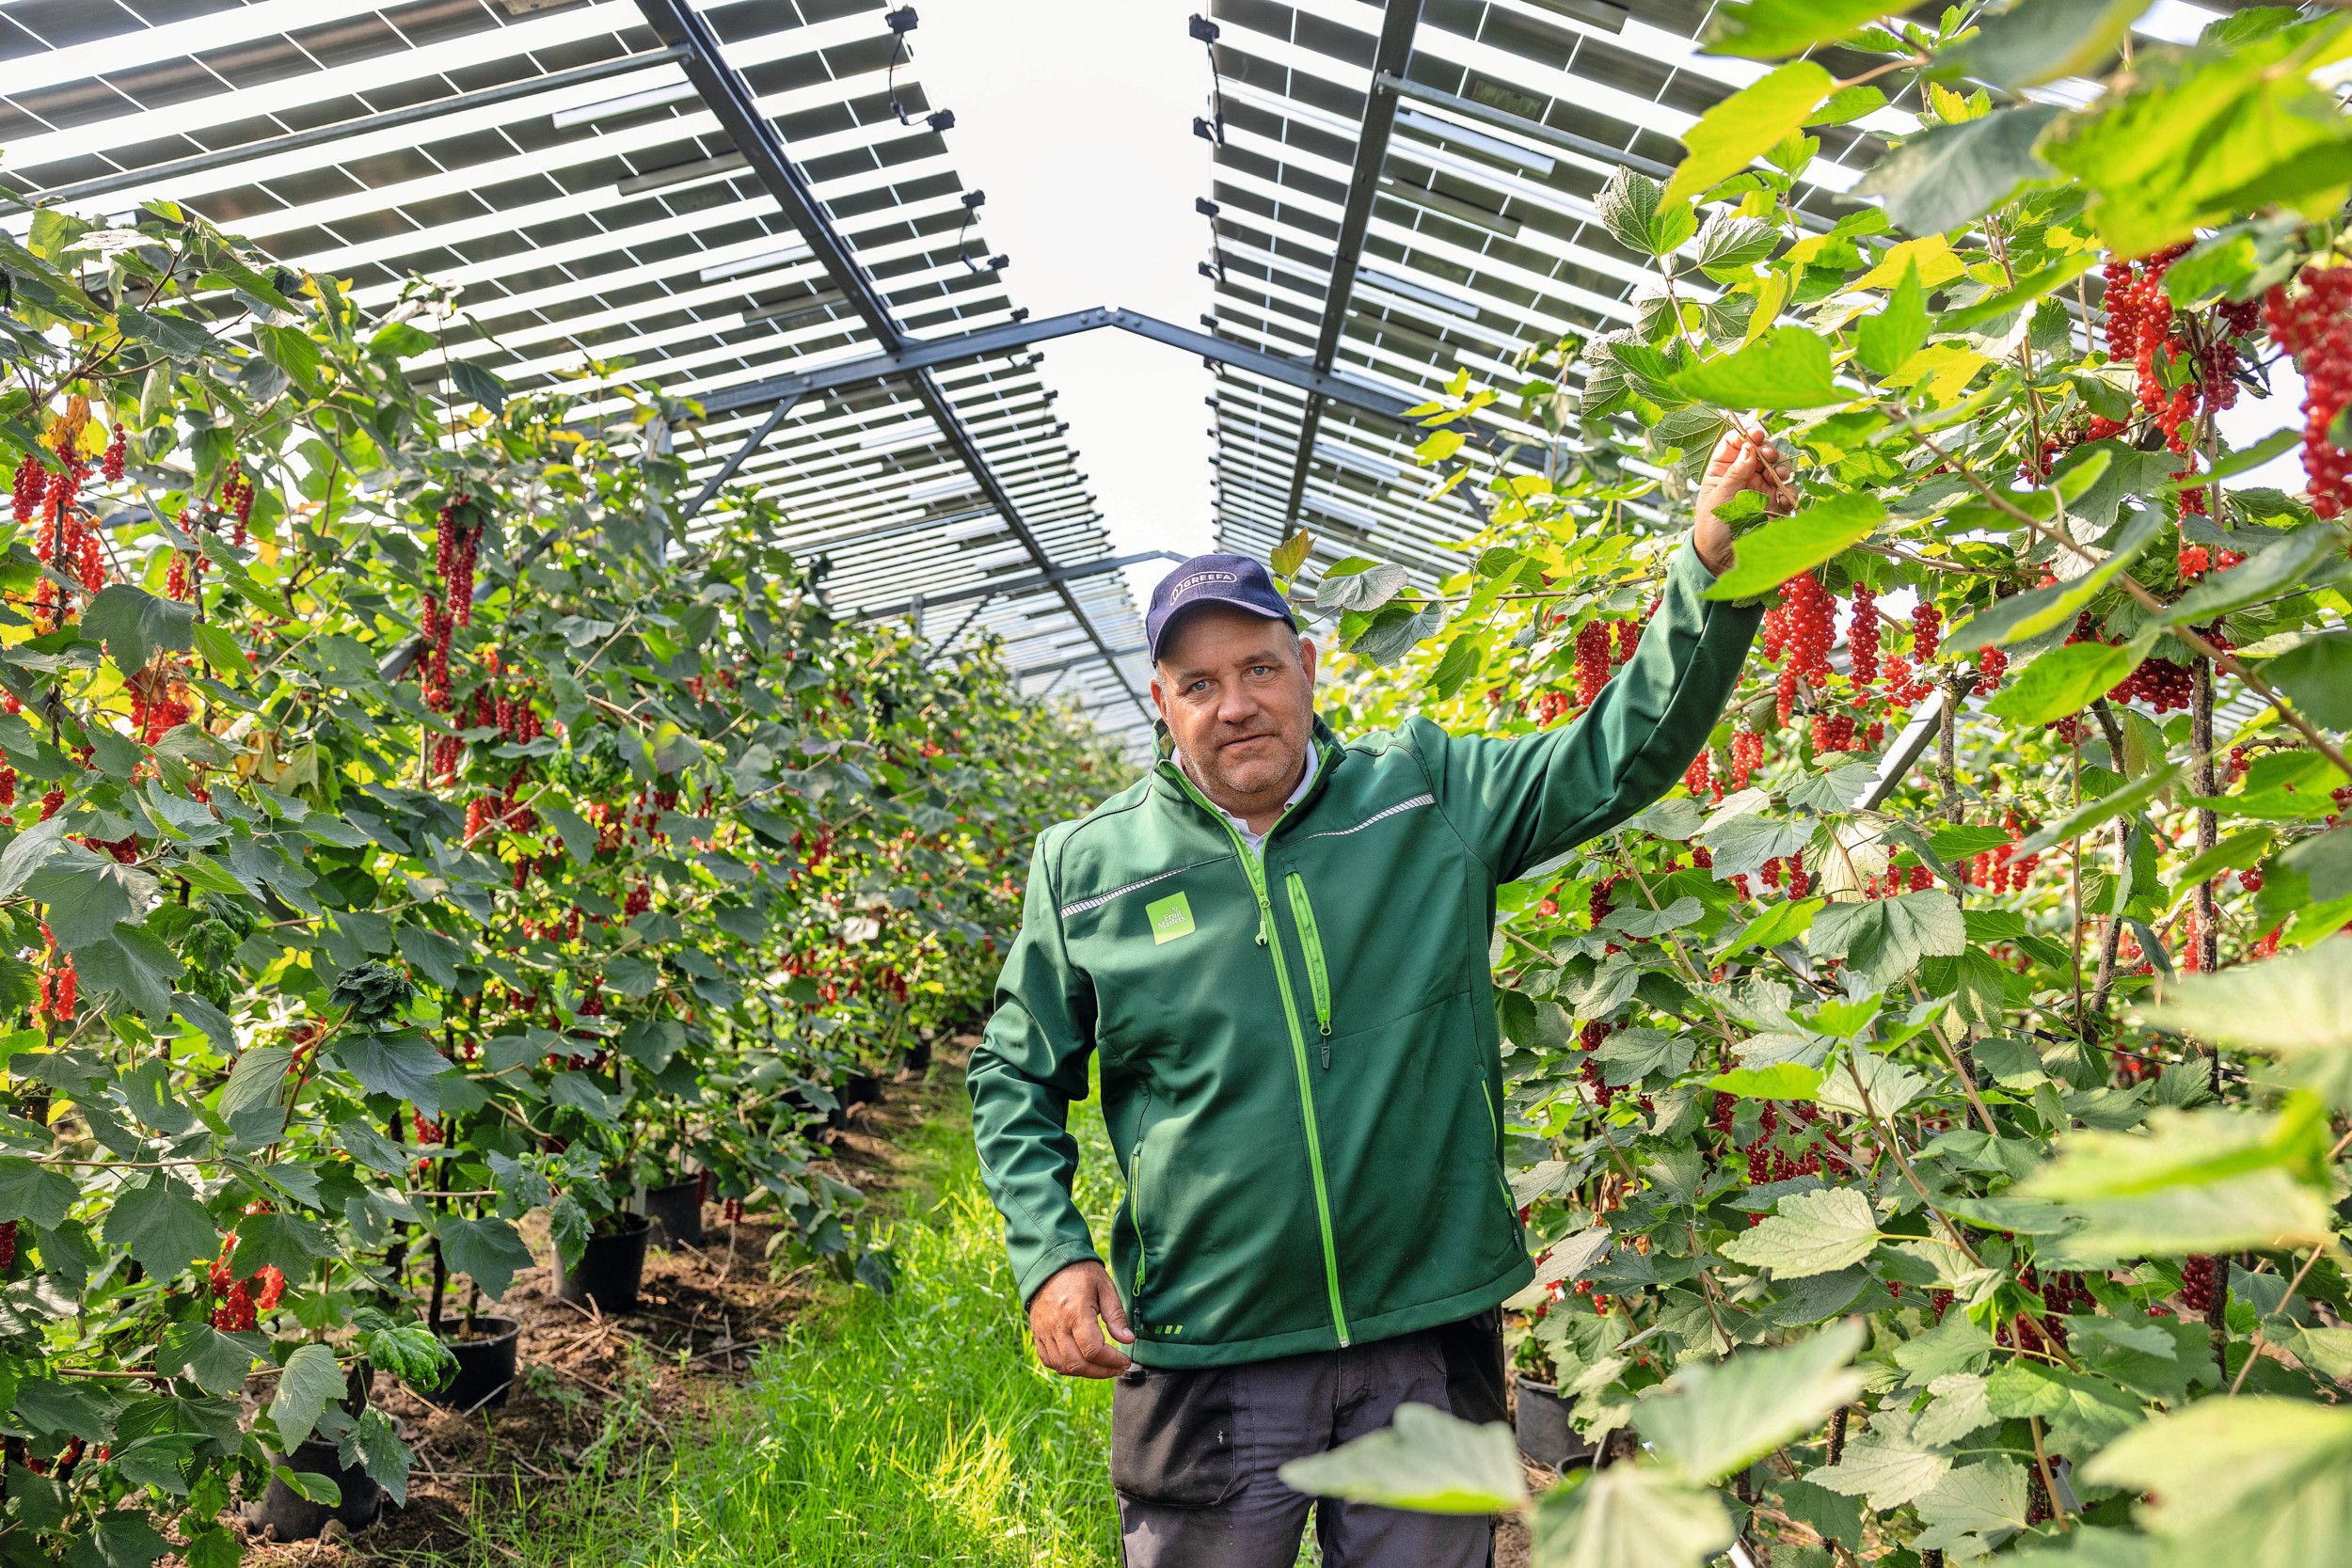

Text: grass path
xmin=434 ymin=1072 xmax=1123 ymax=1567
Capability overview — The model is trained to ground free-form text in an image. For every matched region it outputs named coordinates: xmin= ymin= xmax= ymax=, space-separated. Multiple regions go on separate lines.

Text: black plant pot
xmin=421 ymin=1315 xmax=520 ymax=1413
xmin=1513 ymin=1372 xmax=1592 ymax=1470
xmin=644 ymin=1177 xmax=705 ymax=1248
xmin=554 ymin=1212 xmax=652 ymax=1315
xmin=843 ymin=1070 xmax=882 ymax=1106
xmin=900 ymin=1037 xmax=932 ymax=1075
xmin=246 ymin=1435 xmax=382 ymax=1541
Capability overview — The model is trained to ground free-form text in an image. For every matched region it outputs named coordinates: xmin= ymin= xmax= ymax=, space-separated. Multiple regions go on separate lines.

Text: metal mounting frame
xmin=633 ymin=0 xmax=1153 ymax=727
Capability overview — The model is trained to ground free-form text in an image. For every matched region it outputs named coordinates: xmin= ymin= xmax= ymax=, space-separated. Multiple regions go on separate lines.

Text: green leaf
xmin=2013 ymin=763 xmax=2180 ymax=857
xmin=1672 ymin=327 xmax=1841 ymax=411
xmin=1704 ymin=0 xmax=1910 ymax=58
xmin=1852 ymin=105 xmax=2062 ymax=237
xmin=2139 ymin=937 xmax=2352 ymax=1056
xmin=1810 ymin=1406 xmax=1953 ymax=1510
xmin=219 ymin=1046 xmax=292 ymax=1117
xmin=2042 ymin=19 xmax=2352 ymax=256
xmin=1664 ymin=61 xmax=1834 ymax=207
xmin=1275 ymin=1402 xmax=1526 ymax=1514
xmin=449 ymin=360 xmax=507 ymax=416
xmin=1316 ymin=562 xmax=1408 ymax=613
xmin=1701 ymin=491 xmax=1883 ymax=602
xmin=2162 ymin=525 xmax=2346 ymax=625
xmin=2264 ymin=631 xmax=2352 ymax=730
xmin=1426 ymin=632 xmax=1485 ymax=701
xmin=62 ymin=1512 xmax=170 ymax=1568
xmin=103 ymin=1175 xmax=218 ymax=1279
xmin=1713 ymin=895 xmax=1825 ymax=959
xmin=81 ymin=585 xmax=196 ymax=673
xmin=1595 ymin=167 xmax=1695 ymax=261
xmin=1805 ymin=891 xmax=1963 ymax=988
xmin=435 ymin=1214 xmax=535 ymax=1300
xmin=1855 ymin=260 xmax=1927 ymax=379
xmin=1720 ymin=1186 xmax=1880 ymax=1278
xmin=340 ymin=1405 xmax=412 ymax=1507
xmin=156 ymin=1323 xmax=262 ymax=1397
xmin=326 ymin=1031 xmax=452 ymax=1111
xmin=1985 ymin=636 xmax=2150 ymax=727
xmin=1270 ymin=529 xmax=1311 ymax=580
xmin=1706 ymin=1062 xmax=1824 ymax=1100
xmin=1913 ymin=1458 xmax=2033 ymax=1554
xmin=1947 ymin=506 xmax=2167 ymax=654
xmin=1635 ymin=1321 xmax=1867 ymax=1485
xmin=0 ymin=1156 xmax=77 ymax=1227
xmin=2080 ymin=1397 xmax=2352 ymax=1568
xmin=269 ymin=1343 xmax=345 ymax=1450
xmin=1939 ymin=0 xmax=2153 ymax=89
xmin=1528 ymin=1465 xmax=1734 ymax=1568
xmin=72 ymin=925 xmax=183 ymax=1020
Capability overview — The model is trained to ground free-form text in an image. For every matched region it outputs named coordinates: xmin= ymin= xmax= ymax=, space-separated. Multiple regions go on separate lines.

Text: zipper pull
xmin=1255 ymin=920 xmax=1268 ymax=947
xmin=1320 ymin=1039 xmax=1331 ymax=1069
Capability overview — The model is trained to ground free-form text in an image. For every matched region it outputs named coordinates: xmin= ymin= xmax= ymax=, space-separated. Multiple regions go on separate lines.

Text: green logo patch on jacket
xmin=1146 ymin=892 xmax=1196 ymax=944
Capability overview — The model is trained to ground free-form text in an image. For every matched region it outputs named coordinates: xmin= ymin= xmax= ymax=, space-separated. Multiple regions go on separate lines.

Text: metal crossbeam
xmin=695 ymin=307 xmax=1420 ymax=420
xmin=850 ymin=551 xmax=1179 ymax=624
xmin=17 ymin=48 xmax=692 ymax=211
xmin=1275 ymin=0 xmax=1424 ymax=535
xmin=1015 ymin=642 xmax=1150 ymax=680
xmin=634 ymin=0 xmax=1153 ymax=726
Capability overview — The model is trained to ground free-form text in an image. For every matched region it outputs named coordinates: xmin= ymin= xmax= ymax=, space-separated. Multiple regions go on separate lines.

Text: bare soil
xmin=239 ymin=1037 xmax=976 ymax=1565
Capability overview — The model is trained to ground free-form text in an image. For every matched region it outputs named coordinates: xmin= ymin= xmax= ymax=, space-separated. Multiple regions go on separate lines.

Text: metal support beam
xmin=21 ymin=47 xmax=692 ymax=211
xmin=850 ymin=551 xmax=1179 ymax=624
xmin=635 ymin=0 xmax=1154 ymax=726
xmin=1277 ymin=1 xmax=1423 ymax=536
xmin=1016 ymin=642 xmax=1150 ymax=680
xmin=693 ymin=307 xmax=1418 ymax=420
xmin=918 ymin=599 xmax=993 ymax=669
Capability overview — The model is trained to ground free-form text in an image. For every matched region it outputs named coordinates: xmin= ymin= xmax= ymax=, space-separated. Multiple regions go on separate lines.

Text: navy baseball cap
xmin=1146 ymin=552 xmax=1297 ymax=663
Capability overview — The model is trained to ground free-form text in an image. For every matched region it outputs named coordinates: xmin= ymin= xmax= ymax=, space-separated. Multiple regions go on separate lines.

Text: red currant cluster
xmin=1533 ymin=689 xmax=1571 ymax=726
xmin=1682 ymin=748 xmax=1712 ymax=799
xmin=1847 ymin=583 xmax=1880 ymax=688
xmin=1573 ymin=620 xmax=1613 ymax=710
xmin=1966 ymin=813 xmax=2039 ymax=894
xmin=217 ymin=459 xmax=257 ymax=546
xmin=207 ymin=1243 xmax=287 ymax=1331
xmin=128 ymin=673 xmax=191 ymax=748
xmin=0 ymin=1219 xmax=17 ymax=1271
xmin=1771 ymin=574 xmax=1835 ymax=725
xmin=2263 ymin=263 xmax=2352 ymax=516
xmin=1757 ymin=850 xmax=1808 ymax=896
xmin=722 ymin=1196 xmax=745 ymax=1224
xmin=1729 ymin=726 xmax=1763 ymax=790
xmin=1972 ymin=646 xmax=2007 ymax=694
xmin=421 ymin=496 xmax=484 ymax=710
xmin=1869 ymin=862 xmax=1935 ymax=898
xmin=2106 ymin=246 xmax=2251 ymax=514
xmin=1578 ymin=1019 xmax=1614 ymax=1110
xmin=2179 ymin=1254 xmax=2221 ymax=1315
xmin=1809 ymin=712 xmax=1860 ymax=753
xmin=2108 ymin=653 xmax=2197 ymax=714
xmin=101 ymin=423 xmax=127 ymax=483
xmin=625 ymin=882 xmax=653 ymax=918
xmin=36 ymin=930 xmax=76 ymax=1030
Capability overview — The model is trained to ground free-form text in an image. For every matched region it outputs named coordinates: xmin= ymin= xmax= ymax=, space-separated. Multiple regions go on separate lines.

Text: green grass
xmin=425 ymin=1085 xmax=1123 ymax=1567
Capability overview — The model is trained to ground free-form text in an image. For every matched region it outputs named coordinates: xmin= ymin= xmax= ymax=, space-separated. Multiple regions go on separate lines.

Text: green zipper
xmin=1164 ymin=764 xmax=1351 ymax=1347
xmin=1284 ymin=872 xmax=1333 ymax=1062
xmin=1129 ymin=1145 xmax=1148 ymax=1293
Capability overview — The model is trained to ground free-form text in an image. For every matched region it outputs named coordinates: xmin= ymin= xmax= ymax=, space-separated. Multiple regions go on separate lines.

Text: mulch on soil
xmin=241 ymin=1037 xmax=977 ymax=1564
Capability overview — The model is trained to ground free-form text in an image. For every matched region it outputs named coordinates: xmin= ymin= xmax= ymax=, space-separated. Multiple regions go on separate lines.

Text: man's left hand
xmin=1692 ymin=429 xmax=1797 ymax=578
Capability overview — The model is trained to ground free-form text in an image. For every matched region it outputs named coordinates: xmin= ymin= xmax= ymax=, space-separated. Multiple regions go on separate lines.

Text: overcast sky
xmin=913 ymin=0 xmax=1216 ymax=616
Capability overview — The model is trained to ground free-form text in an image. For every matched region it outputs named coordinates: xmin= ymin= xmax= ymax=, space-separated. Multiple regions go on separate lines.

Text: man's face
xmin=1151 ymin=606 xmax=1318 ymax=807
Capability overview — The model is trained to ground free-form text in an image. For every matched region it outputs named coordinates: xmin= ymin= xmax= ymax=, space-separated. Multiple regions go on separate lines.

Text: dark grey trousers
xmin=1112 ymin=1313 xmax=1504 ymax=1568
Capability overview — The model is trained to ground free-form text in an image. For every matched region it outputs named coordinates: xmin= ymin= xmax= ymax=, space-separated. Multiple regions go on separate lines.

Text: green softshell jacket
xmin=968 ymin=541 xmax=1762 ymax=1368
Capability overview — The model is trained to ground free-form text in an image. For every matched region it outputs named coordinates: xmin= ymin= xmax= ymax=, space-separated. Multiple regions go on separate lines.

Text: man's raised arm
xmin=1410 ymin=431 xmax=1785 ymax=884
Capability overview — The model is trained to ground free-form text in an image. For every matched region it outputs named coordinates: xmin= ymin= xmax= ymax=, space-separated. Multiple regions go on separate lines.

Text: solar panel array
xmin=0 ymin=0 xmax=2233 ymax=746
xmin=0 ymin=0 xmax=1157 ymax=736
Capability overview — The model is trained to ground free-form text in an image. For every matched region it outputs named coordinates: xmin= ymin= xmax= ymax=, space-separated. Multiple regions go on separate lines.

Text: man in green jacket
xmin=968 ymin=431 xmax=1788 ymax=1567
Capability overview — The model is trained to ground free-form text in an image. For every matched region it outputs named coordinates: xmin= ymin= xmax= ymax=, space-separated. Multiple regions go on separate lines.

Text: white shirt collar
xmin=1177 ymin=743 xmax=1322 ymax=854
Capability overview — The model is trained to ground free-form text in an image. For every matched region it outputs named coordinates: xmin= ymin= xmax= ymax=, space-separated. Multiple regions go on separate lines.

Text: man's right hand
xmin=1028 ymin=1259 xmax=1136 ymax=1378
